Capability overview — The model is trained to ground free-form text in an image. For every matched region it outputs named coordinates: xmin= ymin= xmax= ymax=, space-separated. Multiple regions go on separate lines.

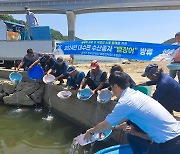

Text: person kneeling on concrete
xmin=66 ymin=66 xmax=85 ymax=94
xmin=84 ymin=71 xmax=180 ymax=154
xmin=137 ymin=63 xmax=180 ymax=115
xmin=28 ymin=54 xmax=56 ymax=73
xmin=16 ymin=48 xmax=41 ymax=71
xmin=47 ymin=57 xmax=69 ymax=85
xmin=78 ymin=60 xmax=109 ymax=95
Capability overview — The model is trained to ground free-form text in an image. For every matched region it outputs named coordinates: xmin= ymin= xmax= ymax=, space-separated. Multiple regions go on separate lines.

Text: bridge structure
xmin=0 ymin=0 xmax=180 ymax=40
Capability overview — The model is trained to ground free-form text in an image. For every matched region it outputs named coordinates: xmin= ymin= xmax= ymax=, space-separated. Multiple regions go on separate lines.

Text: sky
xmin=12 ymin=10 xmax=180 ymax=44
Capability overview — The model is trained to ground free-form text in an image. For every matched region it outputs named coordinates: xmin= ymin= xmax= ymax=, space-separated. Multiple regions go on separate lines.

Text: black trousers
xmin=85 ymin=78 xmax=109 ymax=90
xmin=147 ymin=135 xmax=180 ymax=154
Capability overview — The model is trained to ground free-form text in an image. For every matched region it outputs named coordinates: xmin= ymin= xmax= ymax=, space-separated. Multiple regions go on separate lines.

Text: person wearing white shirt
xmin=84 ymin=71 xmax=180 ymax=154
xmin=25 ymin=6 xmax=39 ymax=40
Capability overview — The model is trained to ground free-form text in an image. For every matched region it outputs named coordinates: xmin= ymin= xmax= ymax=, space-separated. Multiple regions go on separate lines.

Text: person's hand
xmin=55 ymin=77 xmax=59 ymax=81
xmin=15 ymin=68 xmax=19 ymax=72
xmin=92 ymin=90 xmax=96 ymax=95
xmin=124 ymin=125 xmax=138 ymax=136
xmin=84 ymin=128 xmax=94 ymax=142
xmin=28 ymin=65 xmax=33 ymax=70
xmin=78 ymin=88 xmax=82 ymax=92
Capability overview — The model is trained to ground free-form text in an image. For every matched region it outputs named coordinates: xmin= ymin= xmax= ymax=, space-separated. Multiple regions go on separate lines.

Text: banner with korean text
xmin=55 ymin=40 xmax=180 ymax=61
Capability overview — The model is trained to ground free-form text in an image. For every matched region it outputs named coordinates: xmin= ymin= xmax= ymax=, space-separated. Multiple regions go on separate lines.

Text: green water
xmin=0 ymin=105 xmax=81 ymax=154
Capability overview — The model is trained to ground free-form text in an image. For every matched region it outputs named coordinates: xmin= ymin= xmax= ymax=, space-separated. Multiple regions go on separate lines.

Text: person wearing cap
xmin=169 ymin=32 xmax=180 ymax=83
xmin=25 ymin=6 xmax=39 ymax=40
xmin=78 ymin=60 xmax=109 ymax=94
xmin=66 ymin=66 xmax=85 ymax=94
xmin=47 ymin=57 xmax=69 ymax=85
xmin=84 ymin=71 xmax=180 ymax=154
xmin=28 ymin=54 xmax=56 ymax=73
xmin=16 ymin=48 xmax=42 ymax=71
xmin=137 ymin=63 xmax=180 ymax=115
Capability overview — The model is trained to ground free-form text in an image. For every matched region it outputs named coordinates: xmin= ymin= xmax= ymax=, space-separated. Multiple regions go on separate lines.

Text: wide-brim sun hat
xmin=43 ymin=74 xmax=55 ymax=84
xmin=97 ymin=89 xmax=112 ymax=103
xmin=28 ymin=66 xmax=44 ymax=80
xmin=77 ymin=88 xmax=92 ymax=100
xmin=9 ymin=72 xmax=22 ymax=83
xmin=57 ymin=91 xmax=72 ymax=99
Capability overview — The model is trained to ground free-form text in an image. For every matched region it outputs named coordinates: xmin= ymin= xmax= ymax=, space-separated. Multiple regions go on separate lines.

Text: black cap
xmin=27 ymin=48 xmax=33 ymax=54
xmin=67 ymin=66 xmax=76 ymax=74
xmin=41 ymin=54 xmax=50 ymax=62
xmin=56 ymin=57 xmax=63 ymax=64
xmin=141 ymin=64 xmax=158 ymax=77
xmin=25 ymin=6 xmax=30 ymax=10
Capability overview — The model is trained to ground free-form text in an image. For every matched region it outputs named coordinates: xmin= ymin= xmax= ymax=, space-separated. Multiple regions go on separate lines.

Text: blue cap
xmin=67 ymin=66 xmax=76 ymax=74
xmin=141 ymin=64 xmax=158 ymax=77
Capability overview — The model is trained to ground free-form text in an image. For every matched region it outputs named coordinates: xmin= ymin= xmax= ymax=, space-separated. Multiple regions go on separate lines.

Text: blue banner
xmin=55 ymin=40 xmax=180 ymax=61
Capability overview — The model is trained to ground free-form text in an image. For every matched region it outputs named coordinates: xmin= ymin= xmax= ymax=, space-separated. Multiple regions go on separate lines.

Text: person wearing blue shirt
xmin=84 ymin=71 xmax=180 ymax=154
xmin=47 ymin=57 xmax=68 ymax=85
xmin=138 ymin=63 xmax=180 ymax=115
xmin=29 ymin=54 xmax=56 ymax=73
xmin=67 ymin=66 xmax=85 ymax=94
xmin=16 ymin=48 xmax=41 ymax=71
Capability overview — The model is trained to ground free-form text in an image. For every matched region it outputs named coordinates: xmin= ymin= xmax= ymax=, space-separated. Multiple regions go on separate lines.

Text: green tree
xmin=51 ymin=29 xmax=66 ymax=41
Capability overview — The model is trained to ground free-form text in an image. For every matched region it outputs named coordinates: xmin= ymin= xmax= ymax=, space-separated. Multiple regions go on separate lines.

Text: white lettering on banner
xmin=86 ymin=45 xmax=91 ymax=51
xmin=64 ymin=45 xmax=77 ymax=50
xmin=78 ymin=45 xmax=91 ymax=51
xmin=102 ymin=45 xmax=107 ymax=52
xmin=162 ymin=47 xmax=180 ymax=56
xmin=121 ymin=42 xmax=128 ymax=45
xmin=146 ymin=48 xmax=153 ymax=56
xmin=92 ymin=45 xmax=97 ymax=51
xmin=82 ymin=45 xmax=87 ymax=50
xmin=105 ymin=41 xmax=111 ymax=45
xmin=107 ymin=46 xmax=113 ymax=52
xmin=80 ymin=50 xmax=122 ymax=58
xmin=140 ymin=48 xmax=153 ymax=56
xmin=96 ymin=45 xmax=102 ymax=51
xmin=64 ymin=45 xmax=92 ymax=51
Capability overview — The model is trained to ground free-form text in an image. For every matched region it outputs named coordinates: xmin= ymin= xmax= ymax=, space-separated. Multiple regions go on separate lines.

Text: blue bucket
xmin=96 ymin=144 xmax=133 ymax=154
xmin=77 ymin=88 xmax=92 ymax=100
xmin=133 ymin=86 xmax=150 ymax=96
xmin=28 ymin=66 xmax=44 ymax=80
xmin=9 ymin=72 xmax=22 ymax=83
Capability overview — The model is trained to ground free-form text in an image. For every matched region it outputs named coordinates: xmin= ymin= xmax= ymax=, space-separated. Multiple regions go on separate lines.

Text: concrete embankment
xmin=0 ymin=68 xmax=127 ymax=144
xmin=43 ymin=84 xmax=128 ymax=144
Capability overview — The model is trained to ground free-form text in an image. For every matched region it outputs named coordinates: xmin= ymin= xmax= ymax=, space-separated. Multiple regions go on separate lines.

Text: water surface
xmin=0 ymin=105 xmax=81 ymax=154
